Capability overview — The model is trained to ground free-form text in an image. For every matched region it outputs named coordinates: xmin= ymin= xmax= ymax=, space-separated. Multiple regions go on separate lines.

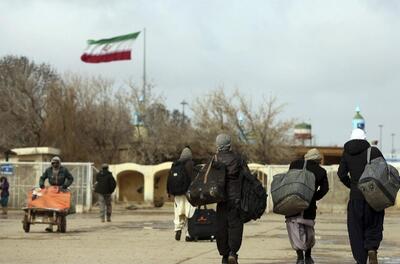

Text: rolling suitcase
xmin=188 ymin=205 xmax=217 ymax=242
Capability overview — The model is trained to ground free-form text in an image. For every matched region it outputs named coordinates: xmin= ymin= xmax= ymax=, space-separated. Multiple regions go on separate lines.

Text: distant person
xmin=338 ymin=129 xmax=384 ymax=264
xmin=39 ymin=156 xmax=74 ymax=232
xmin=215 ymin=134 xmax=248 ymax=264
xmin=287 ymin=149 xmax=329 ymax=264
xmin=94 ymin=163 xmax=116 ymax=222
xmin=0 ymin=176 xmax=10 ymax=216
xmin=167 ymin=147 xmax=195 ymax=241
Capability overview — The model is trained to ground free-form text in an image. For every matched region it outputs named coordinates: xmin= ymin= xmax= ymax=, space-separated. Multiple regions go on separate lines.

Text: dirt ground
xmin=0 ymin=208 xmax=399 ymax=264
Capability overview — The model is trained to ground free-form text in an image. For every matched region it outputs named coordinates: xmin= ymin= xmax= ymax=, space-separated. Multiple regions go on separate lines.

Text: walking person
xmin=0 ymin=176 xmax=10 ymax=217
xmin=338 ymin=129 xmax=385 ymax=264
xmin=94 ymin=164 xmax=116 ymax=222
xmin=39 ymin=156 xmax=74 ymax=232
xmin=167 ymin=147 xmax=195 ymax=241
xmin=215 ymin=134 xmax=248 ymax=264
xmin=286 ymin=149 xmax=329 ymax=264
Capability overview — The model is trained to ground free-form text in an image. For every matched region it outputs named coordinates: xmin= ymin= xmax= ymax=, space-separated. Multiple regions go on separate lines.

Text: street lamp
xmin=180 ymin=100 xmax=188 ymax=125
xmin=391 ymin=133 xmax=396 ymax=159
xmin=378 ymin=124 xmax=383 ymax=150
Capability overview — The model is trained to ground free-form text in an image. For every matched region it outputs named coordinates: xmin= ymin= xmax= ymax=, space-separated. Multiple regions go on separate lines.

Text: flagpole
xmin=142 ymin=28 xmax=146 ymax=103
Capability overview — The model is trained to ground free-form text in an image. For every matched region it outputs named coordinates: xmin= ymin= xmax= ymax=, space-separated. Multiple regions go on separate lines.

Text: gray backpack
xmin=358 ymin=147 xmax=400 ymax=211
xmin=271 ymin=161 xmax=316 ymax=216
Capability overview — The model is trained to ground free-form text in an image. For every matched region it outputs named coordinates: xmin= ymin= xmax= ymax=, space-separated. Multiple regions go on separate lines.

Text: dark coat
xmin=337 ymin=139 xmax=384 ymax=200
xmin=216 ymin=150 xmax=247 ymax=201
xmin=0 ymin=179 xmax=9 ymax=197
xmin=94 ymin=169 xmax=117 ymax=195
xmin=288 ymin=159 xmax=329 ymax=220
xmin=39 ymin=166 xmax=74 ymax=188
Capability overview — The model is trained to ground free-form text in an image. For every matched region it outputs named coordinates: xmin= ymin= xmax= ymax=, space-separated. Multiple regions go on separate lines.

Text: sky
xmin=1 ymin=0 xmax=400 ymax=154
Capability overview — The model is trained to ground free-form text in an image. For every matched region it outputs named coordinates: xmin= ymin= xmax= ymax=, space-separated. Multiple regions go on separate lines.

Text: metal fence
xmin=0 ymin=162 xmax=94 ymax=212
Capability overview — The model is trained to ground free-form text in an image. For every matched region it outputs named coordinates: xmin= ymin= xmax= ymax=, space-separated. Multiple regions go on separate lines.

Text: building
xmin=1 ymin=147 xmax=61 ymax=163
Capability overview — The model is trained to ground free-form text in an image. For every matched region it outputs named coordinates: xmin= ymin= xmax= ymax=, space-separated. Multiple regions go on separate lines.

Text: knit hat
xmin=51 ymin=156 xmax=61 ymax=163
xmin=216 ymin=133 xmax=231 ymax=152
xmin=180 ymin=147 xmax=192 ymax=160
xmin=304 ymin=148 xmax=322 ymax=161
xmin=101 ymin=163 xmax=109 ymax=169
xmin=350 ymin=128 xmax=367 ymax=140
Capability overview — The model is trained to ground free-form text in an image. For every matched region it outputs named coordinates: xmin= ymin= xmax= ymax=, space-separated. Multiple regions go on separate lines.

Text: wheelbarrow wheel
xmin=58 ymin=215 xmax=67 ymax=233
xmin=23 ymin=214 xmax=30 ymax=233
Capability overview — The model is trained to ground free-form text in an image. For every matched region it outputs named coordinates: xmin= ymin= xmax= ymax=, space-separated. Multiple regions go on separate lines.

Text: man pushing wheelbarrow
xmin=22 ymin=156 xmax=74 ymax=233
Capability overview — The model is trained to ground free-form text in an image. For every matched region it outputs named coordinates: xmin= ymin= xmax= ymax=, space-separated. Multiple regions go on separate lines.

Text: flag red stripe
xmin=81 ymin=51 xmax=131 ymax=63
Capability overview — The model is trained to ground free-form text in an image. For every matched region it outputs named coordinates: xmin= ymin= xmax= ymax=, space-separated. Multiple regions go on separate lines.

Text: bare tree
xmin=126 ymin=81 xmax=194 ymax=164
xmin=0 ymin=55 xmax=59 ymax=147
xmin=191 ymin=88 xmax=294 ymax=164
xmin=45 ymin=75 xmax=133 ymax=163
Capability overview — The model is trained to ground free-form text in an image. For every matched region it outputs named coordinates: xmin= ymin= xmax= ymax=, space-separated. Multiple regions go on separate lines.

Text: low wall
xmin=109 ymin=162 xmax=400 ymax=212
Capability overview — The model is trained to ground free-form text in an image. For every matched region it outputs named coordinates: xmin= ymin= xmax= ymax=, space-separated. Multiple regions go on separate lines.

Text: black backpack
xmin=239 ymin=169 xmax=267 ymax=223
xmin=167 ymin=160 xmax=190 ymax=196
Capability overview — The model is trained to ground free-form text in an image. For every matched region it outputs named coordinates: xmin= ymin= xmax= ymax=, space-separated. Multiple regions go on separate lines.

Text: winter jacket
xmin=94 ymin=169 xmax=117 ymax=195
xmin=0 ymin=180 xmax=9 ymax=198
xmin=288 ymin=159 xmax=329 ymax=220
xmin=337 ymin=139 xmax=384 ymax=200
xmin=216 ymin=150 xmax=247 ymax=201
xmin=39 ymin=166 xmax=74 ymax=188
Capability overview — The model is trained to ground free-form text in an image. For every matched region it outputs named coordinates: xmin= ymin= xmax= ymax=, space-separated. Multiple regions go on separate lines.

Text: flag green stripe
xmin=87 ymin=31 xmax=141 ymax=45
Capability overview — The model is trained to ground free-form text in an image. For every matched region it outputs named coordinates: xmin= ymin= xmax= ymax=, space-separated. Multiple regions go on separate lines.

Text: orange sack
xmin=27 ymin=186 xmax=71 ymax=210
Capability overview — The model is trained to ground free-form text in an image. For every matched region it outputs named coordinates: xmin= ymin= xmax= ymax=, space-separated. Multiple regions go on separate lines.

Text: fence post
xmin=85 ymin=163 xmax=93 ymax=212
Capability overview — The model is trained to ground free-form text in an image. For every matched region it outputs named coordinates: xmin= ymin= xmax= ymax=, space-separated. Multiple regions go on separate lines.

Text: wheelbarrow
xmin=22 ymin=207 xmax=68 ymax=233
xmin=22 ymin=186 xmax=72 ymax=233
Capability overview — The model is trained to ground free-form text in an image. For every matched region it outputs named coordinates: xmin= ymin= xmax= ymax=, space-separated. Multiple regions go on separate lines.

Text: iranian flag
xmin=81 ymin=31 xmax=140 ymax=63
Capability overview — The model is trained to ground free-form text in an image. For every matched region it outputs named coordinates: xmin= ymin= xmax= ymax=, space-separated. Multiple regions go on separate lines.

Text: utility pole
xmin=180 ymin=100 xmax=188 ymax=124
xmin=391 ymin=133 xmax=396 ymax=159
xmin=142 ymin=28 xmax=147 ymax=103
xmin=378 ymin=124 xmax=383 ymax=150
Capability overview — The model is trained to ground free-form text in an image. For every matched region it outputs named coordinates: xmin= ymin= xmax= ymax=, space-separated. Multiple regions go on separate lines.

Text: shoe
xmin=175 ymin=230 xmax=182 ymax=241
xmin=296 ymin=260 xmax=305 ymax=264
xmin=101 ymin=218 xmax=105 ymax=223
xmin=106 ymin=218 xmax=111 ymax=222
xmin=185 ymin=236 xmax=195 ymax=242
xmin=45 ymin=227 xmax=53 ymax=232
xmin=305 ymin=256 xmax=314 ymax=264
xmin=368 ymin=250 xmax=378 ymax=264
xmin=228 ymin=253 xmax=238 ymax=264
xmin=221 ymin=255 xmax=228 ymax=264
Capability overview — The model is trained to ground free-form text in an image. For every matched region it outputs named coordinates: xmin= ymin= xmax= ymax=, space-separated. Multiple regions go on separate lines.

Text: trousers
xmin=347 ymin=199 xmax=384 ymax=264
xmin=98 ymin=194 xmax=112 ymax=219
xmin=216 ymin=200 xmax=244 ymax=256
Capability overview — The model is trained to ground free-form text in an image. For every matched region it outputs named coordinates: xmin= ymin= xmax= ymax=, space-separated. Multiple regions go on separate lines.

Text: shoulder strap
xmin=303 ymin=160 xmax=308 ymax=170
xmin=203 ymin=155 xmax=215 ymax=184
xmin=367 ymin=147 xmax=371 ymax=164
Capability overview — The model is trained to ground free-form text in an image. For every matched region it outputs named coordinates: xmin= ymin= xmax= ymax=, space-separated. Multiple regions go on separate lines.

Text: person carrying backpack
xmin=215 ymin=133 xmax=248 ymax=264
xmin=338 ymin=129 xmax=384 ymax=264
xmin=167 ymin=147 xmax=195 ymax=241
xmin=286 ymin=148 xmax=329 ymax=264
xmin=94 ymin=163 xmax=117 ymax=222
